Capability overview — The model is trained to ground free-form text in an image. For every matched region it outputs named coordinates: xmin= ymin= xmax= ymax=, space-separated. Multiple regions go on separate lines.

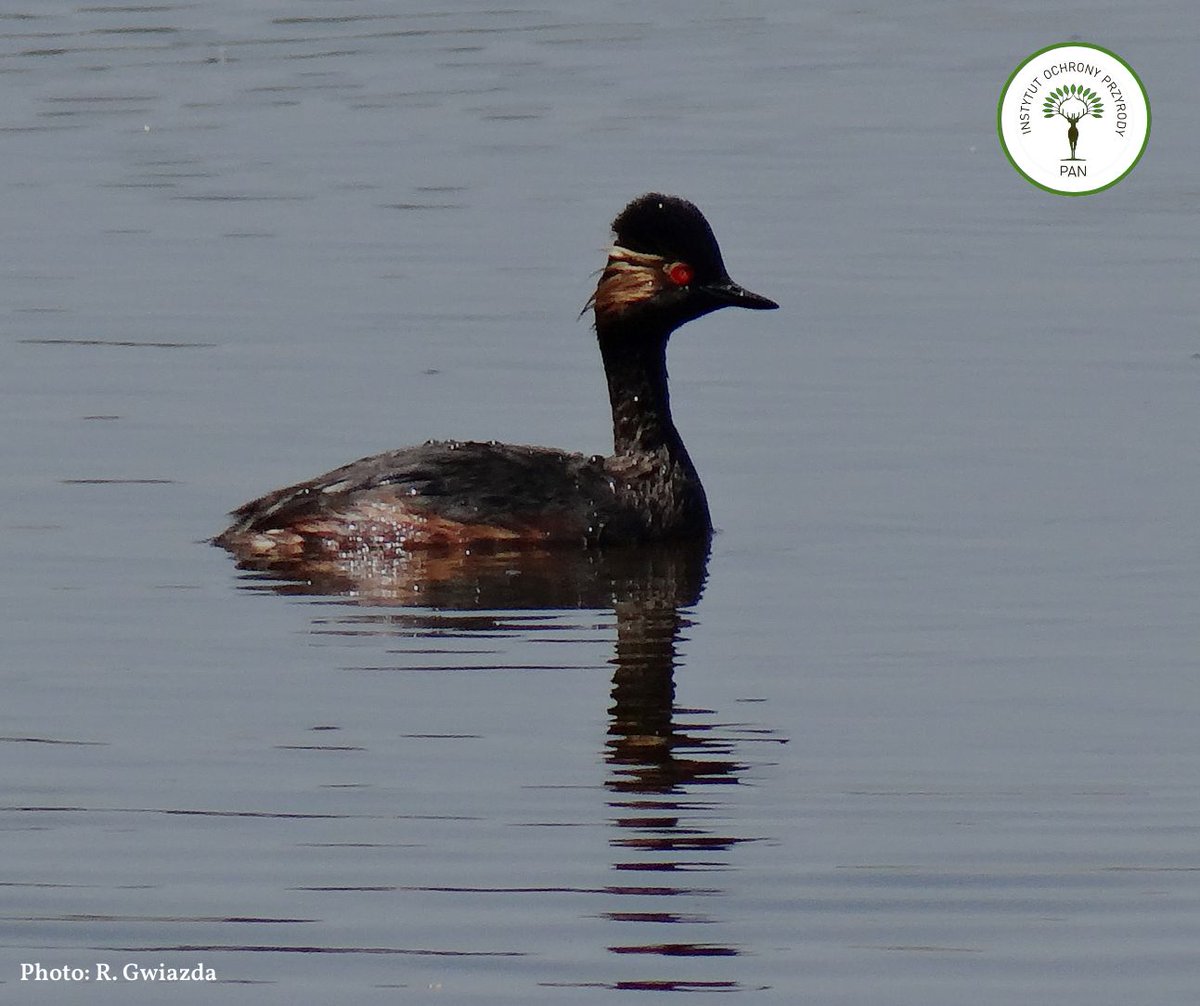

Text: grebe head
xmin=590 ymin=193 xmax=778 ymax=330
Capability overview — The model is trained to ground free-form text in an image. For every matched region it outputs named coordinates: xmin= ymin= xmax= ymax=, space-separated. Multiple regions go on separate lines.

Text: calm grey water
xmin=3 ymin=3 xmax=1199 ymax=1003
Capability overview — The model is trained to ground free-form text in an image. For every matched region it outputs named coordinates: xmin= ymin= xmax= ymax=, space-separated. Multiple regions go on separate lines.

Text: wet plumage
xmin=216 ymin=194 xmax=777 ymax=561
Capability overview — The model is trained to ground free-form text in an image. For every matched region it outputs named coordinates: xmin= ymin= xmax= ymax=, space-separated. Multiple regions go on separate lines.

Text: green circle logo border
xmin=997 ymin=42 xmax=1151 ymax=196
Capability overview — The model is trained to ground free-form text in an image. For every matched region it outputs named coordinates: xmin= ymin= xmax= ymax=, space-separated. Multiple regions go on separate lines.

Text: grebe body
xmin=216 ymin=194 xmax=776 ymax=560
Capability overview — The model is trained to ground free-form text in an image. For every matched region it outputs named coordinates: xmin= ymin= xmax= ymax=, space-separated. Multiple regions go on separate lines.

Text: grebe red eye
xmin=667 ymin=262 xmax=694 ymax=286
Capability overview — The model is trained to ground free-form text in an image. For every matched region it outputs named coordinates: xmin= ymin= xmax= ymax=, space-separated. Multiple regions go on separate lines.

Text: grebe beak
xmin=700 ymin=278 xmax=779 ymax=311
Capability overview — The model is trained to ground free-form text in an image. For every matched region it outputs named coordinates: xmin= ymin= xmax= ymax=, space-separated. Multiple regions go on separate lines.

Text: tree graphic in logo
xmin=1043 ymin=84 xmax=1104 ymax=161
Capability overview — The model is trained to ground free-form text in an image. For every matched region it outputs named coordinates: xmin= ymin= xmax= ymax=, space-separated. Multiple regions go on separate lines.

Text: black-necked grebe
xmin=216 ymin=193 xmax=777 ymax=559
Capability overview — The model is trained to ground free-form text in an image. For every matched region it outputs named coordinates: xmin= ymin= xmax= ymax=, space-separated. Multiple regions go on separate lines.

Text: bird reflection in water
xmin=598 ymin=550 xmax=760 ymax=991
xmin=227 ymin=542 xmax=778 ymax=992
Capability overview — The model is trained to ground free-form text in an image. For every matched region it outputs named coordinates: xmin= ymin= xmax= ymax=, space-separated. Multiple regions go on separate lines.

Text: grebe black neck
xmin=597 ymin=320 xmax=679 ymax=457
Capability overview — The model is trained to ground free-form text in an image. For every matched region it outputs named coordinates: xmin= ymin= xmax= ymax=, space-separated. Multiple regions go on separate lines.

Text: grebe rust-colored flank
xmin=215 ymin=193 xmax=777 ymax=560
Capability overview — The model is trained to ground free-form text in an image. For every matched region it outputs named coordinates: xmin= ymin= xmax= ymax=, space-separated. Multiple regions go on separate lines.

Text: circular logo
xmin=998 ymin=43 xmax=1150 ymax=195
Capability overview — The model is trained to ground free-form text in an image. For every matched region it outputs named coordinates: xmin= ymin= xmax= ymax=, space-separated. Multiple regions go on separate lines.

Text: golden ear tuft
xmin=589 ymin=246 xmax=668 ymax=322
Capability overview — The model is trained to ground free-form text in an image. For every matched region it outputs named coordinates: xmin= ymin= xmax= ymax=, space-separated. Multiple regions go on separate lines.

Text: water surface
xmin=3 ymin=3 xmax=1199 ymax=1002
